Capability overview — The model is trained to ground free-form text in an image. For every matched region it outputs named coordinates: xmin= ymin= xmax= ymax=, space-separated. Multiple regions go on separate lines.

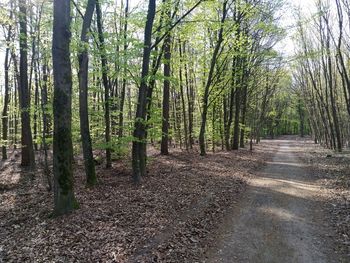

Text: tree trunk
xmin=232 ymin=85 xmax=241 ymax=150
xmin=2 ymin=20 xmax=12 ymax=160
xmin=239 ymin=83 xmax=247 ymax=148
xmin=160 ymin=33 xmax=171 ymax=155
xmin=52 ymin=0 xmax=78 ymax=215
xmin=78 ymin=0 xmax=97 ymax=186
xmin=96 ymin=0 xmax=112 ymax=168
xmin=19 ymin=0 xmax=35 ymax=169
xmin=186 ymin=52 xmax=195 ymax=148
xmin=118 ymin=0 xmax=129 ymax=139
xmin=132 ymin=0 xmax=156 ymax=183
xmin=179 ymin=42 xmax=189 ymax=151
xmin=40 ymin=60 xmax=52 ymax=191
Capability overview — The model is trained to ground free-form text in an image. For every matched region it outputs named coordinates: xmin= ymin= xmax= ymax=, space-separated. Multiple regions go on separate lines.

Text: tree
xmin=52 ymin=0 xmax=78 ymax=215
xmin=199 ymin=0 xmax=228 ymax=156
xmin=118 ymin=0 xmax=129 ymax=139
xmin=96 ymin=0 xmax=112 ymax=168
xmin=1 ymin=6 xmax=13 ymax=160
xmin=160 ymin=2 xmax=172 ymax=155
xmin=78 ymin=0 xmax=97 ymax=186
xmin=18 ymin=0 xmax=35 ymax=168
xmin=132 ymin=0 xmax=157 ymax=183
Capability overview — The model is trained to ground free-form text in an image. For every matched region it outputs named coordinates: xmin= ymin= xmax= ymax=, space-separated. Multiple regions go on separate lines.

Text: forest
xmin=0 ymin=0 xmax=349 ymax=262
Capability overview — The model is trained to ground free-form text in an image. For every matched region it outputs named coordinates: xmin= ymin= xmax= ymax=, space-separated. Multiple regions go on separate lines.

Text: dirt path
xmin=205 ymin=139 xmax=344 ymax=263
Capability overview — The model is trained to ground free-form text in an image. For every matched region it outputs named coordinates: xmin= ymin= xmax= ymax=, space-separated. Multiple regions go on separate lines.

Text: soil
xmin=204 ymin=137 xmax=349 ymax=263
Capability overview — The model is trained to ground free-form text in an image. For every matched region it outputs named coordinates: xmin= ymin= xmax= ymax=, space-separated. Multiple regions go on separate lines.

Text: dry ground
xmin=0 ymin=144 xmax=269 ymax=262
xmin=297 ymin=139 xmax=350 ymax=258
xmin=1 ymin=138 xmax=348 ymax=263
xmin=204 ymin=137 xmax=349 ymax=263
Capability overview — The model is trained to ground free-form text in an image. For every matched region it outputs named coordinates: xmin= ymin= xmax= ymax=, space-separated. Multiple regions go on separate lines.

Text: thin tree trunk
xmin=118 ymin=0 xmax=129 ymax=139
xmin=2 ymin=44 xmax=10 ymax=160
xmin=232 ymin=84 xmax=241 ymax=150
xmin=160 ymin=33 xmax=171 ymax=155
xmin=2 ymin=16 xmax=12 ymax=160
xmin=179 ymin=41 xmax=189 ymax=151
xmin=96 ymin=0 xmax=112 ymax=168
xmin=78 ymin=0 xmax=97 ymax=186
xmin=40 ymin=60 xmax=52 ymax=191
xmin=239 ymin=82 xmax=247 ymax=148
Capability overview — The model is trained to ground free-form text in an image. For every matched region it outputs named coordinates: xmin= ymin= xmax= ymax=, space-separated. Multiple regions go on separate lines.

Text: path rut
xmin=206 ymin=139 xmax=343 ymax=263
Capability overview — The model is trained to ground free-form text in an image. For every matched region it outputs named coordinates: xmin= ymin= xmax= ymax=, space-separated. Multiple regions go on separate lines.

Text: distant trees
xmin=295 ymin=0 xmax=350 ymax=151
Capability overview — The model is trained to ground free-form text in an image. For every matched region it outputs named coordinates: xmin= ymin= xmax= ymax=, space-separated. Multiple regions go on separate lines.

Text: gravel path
xmin=206 ymin=139 xmax=343 ymax=263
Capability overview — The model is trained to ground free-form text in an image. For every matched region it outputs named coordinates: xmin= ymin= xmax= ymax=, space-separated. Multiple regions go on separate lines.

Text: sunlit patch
xmin=265 ymin=161 xmax=308 ymax=167
xmin=258 ymin=206 xmax=304 ymax=222
xmin=250 ymin=177 xmax=320 ymax=199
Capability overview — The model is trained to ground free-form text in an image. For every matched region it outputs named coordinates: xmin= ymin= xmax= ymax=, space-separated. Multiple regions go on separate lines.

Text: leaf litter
xmin=0 ymin=144 xmax=269 ymax=262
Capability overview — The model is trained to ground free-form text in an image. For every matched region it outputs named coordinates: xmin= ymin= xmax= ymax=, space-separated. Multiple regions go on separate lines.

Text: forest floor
xmin=0 ymin=142 xmax=268 ymax=262
xmin=0 ymin=137 xmax=349 ymax=262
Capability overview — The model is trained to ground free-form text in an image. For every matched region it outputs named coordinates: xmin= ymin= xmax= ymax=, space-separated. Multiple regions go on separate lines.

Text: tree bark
xmin=160 ymin=33 xmax=171 ymax=155
xmin=78 ymin=0 xmax=97 ymax=186
xmin=2 ymin=16 xmax=12 ymax=160
xmin=19 ymin=0 xmax=35 ymax=169
xmin=132 ymin=0 xmax=156 ymax=183
xmin=118 ymin=0 xmax=129 ymax=139
xmin=52 ymin=0 xmax=78 ymax=215
xmin=179 ymin=42 xmax=189 ymax=151
xmin=96 ymin=0 xmax=112 ymax=168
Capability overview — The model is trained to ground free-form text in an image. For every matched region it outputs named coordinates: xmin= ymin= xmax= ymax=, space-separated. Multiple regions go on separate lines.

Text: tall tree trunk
xmin=52 ymin=0 xmax=78 ymax=215
xmin=40 ymin=60 xmax=52 ymax=191
xmin=232 ymin=85 xmax=241 ymax=150
xmin=118 ymin=0 xmax=129 ymax=139
xmin=184 ymin=43 xmax=194 ymax=148
xmin=33 ymin=60 xmax=39 ymax=151
xmin=78 ymin=0 xmax=97 ymax=186
xmin=239 ymin=82 xmax=247 ymax=148
xmin=179 ymin=42 xmax=189 ymax=151
xmin=1 ymin=51 xmax=9 ymax=159
xmin=2 ymin=17 xmax=12 ymax=160
xmin=96 ymin=0 xmax=112 ymax=168
xmin=19 ymin=0 xmax=35 ymax=169
xmin=132 ymin=0 xmax=156 ymax=183
xmin=160 ymin=33 xmax=171 ymax=155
